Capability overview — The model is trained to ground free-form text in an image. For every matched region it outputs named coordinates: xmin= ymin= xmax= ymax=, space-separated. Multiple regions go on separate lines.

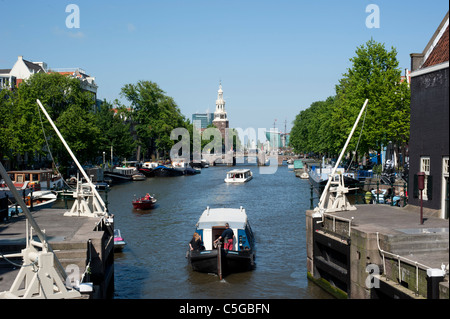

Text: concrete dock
xmin=0 ymin=208 xmax=114 ymax=299
xmin=306 ymin=204 xmax=449 ymax=299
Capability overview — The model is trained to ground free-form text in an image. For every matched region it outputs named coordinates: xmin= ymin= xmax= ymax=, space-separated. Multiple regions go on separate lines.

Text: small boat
xmin=224 ymin=169 xmax=253 ymax=183
xmin=22 ymin=190 xmax=57 ymax=210
xmin=299 ymin=172 xmax=309 ymax=179
xmin=187 ymin=206 xmax=255 ymax=279
xmin=132 ymin=173 xmax=146 ymax=181
xmin=190 ymin=159 xmax=209 ymax=169
xmin=308 ymin=162 xmax=359 ymax=194
xmin=172 ymin=160 xmax=200 ymax=175
xmin=114 ymin=229 xmax=126 ymax=252
xmin=132 ymin=194 xmax=157 ymax=210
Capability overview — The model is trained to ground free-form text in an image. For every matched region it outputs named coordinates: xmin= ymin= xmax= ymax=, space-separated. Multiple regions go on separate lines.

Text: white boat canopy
xmin=197 ymin=207 xmax=248 ymax=230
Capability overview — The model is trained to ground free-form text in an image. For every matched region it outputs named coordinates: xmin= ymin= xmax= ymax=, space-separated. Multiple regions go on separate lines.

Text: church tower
xmin=212 ymin=82 xmax=229 ymax=139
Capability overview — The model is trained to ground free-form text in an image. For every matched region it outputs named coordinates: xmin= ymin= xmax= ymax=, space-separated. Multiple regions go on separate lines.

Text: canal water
xmin=110 ymin=164 xmax=332 ymax=299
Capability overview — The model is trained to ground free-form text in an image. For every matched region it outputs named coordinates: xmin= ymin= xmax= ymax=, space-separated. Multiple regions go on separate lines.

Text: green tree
xmin=95 ymin=99 xmax=136 ymax=162
xmin=290 ymin=39 xmax=410 ymax=160
xmin=120 ymin=80 xmax=189 ymax=159
xmin=333 ymin=38 xmax=410 ymax=155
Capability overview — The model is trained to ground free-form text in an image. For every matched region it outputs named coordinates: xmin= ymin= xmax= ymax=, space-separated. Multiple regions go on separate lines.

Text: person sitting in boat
xmin=214 ymin=223 xmax=234 ymax=251
xmin=145 ymin=193 xmax=151 ymax=200
xmin=189 ymin=232 xmax=204 ymax=251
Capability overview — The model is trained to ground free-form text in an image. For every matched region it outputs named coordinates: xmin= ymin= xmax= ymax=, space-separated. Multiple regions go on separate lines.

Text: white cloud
xmin=53 ymin=26 xmax=85 ymax=39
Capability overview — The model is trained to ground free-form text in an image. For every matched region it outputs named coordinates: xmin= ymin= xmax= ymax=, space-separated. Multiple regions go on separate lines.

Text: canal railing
xmin=309 ymin=180 xmax=409 ymax=210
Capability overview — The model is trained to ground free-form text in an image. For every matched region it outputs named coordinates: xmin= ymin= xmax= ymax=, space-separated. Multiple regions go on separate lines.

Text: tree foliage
xmin=120 ymin=80 xmax=189 ymax=159
xmin=291 ymin=39 xmax=410 ymax=158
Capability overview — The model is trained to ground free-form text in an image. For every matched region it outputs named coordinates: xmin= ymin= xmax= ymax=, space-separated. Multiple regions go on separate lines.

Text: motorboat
xmin=187 ymin=206 xmax=255 ymax=279
xmin=132 ymin=173 xmax=146 ymax=181
xmin=224 ymin=169 xmax=253 ymax=183
xmin=132 ymin=194 xmax=157 ymax=210
xmin=172 ymin=161 xmax=200 ymax=175
xmin=190 ymin=159 xmax=209 ymax=169
xmin=114 ymin=229 xmax=126 ymax=252
xmin=22 ymin=190 xmax=57 ymax=210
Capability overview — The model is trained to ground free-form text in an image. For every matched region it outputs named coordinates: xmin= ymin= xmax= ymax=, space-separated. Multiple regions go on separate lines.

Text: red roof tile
xmin=422 ymin=25 xmax=449 ymax=68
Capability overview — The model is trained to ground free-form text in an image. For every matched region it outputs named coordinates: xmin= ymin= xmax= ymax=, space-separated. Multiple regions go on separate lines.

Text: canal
xmin=110 ymin=163 xmax=332 ymax=299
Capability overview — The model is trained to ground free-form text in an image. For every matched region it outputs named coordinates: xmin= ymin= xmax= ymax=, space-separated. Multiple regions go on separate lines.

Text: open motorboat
xmin=224 ymin=169 xmax=253 ymax=183
xmin=27 ymin=190 xmax=57 ymax=210
xmin=187 ymin=206 xmax=255 ymax=279
xmin=114 ymin=229 xmax=126 ymax=252
xmin=132 ymin=172 xmax=146 ymax=181
xmin=132 ymin=193 xmax=157 ymax=210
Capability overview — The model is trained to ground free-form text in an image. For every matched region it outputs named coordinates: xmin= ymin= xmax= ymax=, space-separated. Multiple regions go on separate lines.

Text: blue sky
xmin=1 ymin=0 xmax=448 ymax=140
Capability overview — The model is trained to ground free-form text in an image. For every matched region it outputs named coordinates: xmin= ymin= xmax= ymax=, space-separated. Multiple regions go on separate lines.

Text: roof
xmin=23 ymin=59 xmax=45 ymax=73
xmin=0 ymin=69 xmax=11 ymax=75
xmin=411 ymin=12 xmax=449 ymax=71
xmin=226 ymin=169 xmax=252 ymax=174
xmin=197 ymin=207 xmax=248 ymax=230
xmin=422 ymin=24 xmax=449 ymax=68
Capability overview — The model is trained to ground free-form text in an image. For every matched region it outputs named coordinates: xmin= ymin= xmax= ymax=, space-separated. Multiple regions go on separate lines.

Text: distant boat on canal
xmin=309 ymin=163 xmax=360 ymax=193
xmin=138 ymin=162 xmax=158 ymax=177
xmin=172 ymin=160 xmax=201 ymax=175
xmin=104 ymin=166 xmax=135 ymax=183
xmin=152 ymin=165 xmax=185 ymax=177
xmin=187 ymin=206 xmax=255 ymax=279
xmin=224 ymin=169 xmax=253 ymax=183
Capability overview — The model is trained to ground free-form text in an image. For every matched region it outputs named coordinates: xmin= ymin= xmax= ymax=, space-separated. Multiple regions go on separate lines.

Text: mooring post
xmin=217 ymin=242 xmax=223 ymax=280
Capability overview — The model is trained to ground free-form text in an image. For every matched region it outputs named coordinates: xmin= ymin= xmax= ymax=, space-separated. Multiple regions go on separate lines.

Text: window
xmin=420 ymin=157 xmax=430 ymax=200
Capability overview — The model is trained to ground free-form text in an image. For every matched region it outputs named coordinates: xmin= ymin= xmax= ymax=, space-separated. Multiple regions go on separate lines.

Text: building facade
xmin=192 ymin=112 xmax=214 ymax=130
xmin=408 ymin=12 xmax=449 ymax=219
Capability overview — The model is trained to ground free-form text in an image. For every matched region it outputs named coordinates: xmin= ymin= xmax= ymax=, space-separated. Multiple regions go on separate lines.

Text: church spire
xmin=214 ymin=82 xmax=227 ymax=119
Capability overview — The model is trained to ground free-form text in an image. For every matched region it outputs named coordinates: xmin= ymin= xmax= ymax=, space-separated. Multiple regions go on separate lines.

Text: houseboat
xmin=138 ymin=162 xmax=158 ymax=177
xmin=152 ymin=165 xmax=185 ymax=177
xmin=224 ymin=169 xmax=253 ymax=183
xmin=0 ymin=169 xmax=63 ymax=196
xmin=104 ymin=166 xmax=136 ymax=183
xmin=187 ymin=206 xmax=255 ymax=279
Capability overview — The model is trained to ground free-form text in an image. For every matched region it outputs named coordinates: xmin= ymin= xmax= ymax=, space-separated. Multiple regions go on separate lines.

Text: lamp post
xmin=417 ymin=172 xmax=425 ymax=225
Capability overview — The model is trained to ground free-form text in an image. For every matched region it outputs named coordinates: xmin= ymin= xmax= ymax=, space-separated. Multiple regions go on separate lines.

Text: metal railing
xmin=309 ymin=180 xmax=409 ymax=210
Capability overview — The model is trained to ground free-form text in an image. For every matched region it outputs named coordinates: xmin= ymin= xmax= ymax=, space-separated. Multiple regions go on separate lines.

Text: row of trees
xmin=0 ymin=73 xmax=192 ymax=170
xmin=290 ymin=39 xmax=410 ymax=164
